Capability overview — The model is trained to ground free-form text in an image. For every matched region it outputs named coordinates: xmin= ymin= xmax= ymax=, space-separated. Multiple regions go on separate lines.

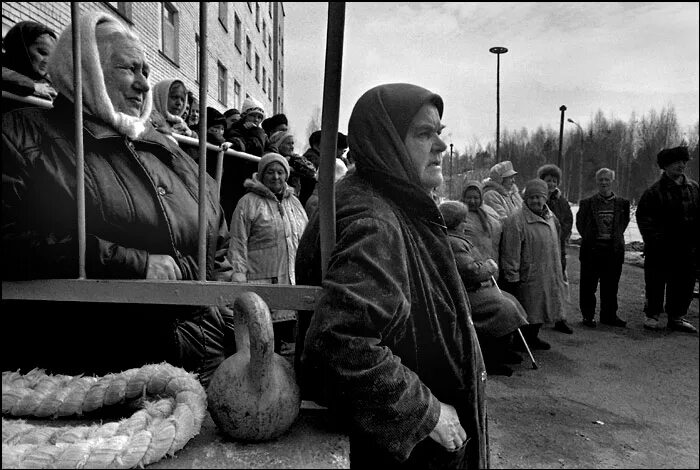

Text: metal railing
xmin=2 ymin=2 xmax=346 ymax=313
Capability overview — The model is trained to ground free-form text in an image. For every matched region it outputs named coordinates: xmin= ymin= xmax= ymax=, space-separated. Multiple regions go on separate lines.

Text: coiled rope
xmin=2 ymin=363 xmax=207 ymax=468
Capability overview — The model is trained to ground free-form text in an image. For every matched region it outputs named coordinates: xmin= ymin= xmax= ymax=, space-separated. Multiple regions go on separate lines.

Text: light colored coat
xmin=227 ymin=176 xmax=308 ymax=284
xmin=482 ymin=180 xmax=523 ymax=220
xmin=463 ymin=204 xmax=502 ymax=264
xmin=500 ymin=204 xmax=567 ymax=324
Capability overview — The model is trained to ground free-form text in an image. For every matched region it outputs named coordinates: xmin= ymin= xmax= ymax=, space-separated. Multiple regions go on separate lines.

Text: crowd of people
xmin=2 ymin=14 xmax=698 ymax=469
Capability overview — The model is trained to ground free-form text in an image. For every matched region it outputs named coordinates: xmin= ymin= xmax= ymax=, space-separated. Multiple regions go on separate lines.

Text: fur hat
xmin=489 ymin=160 xmax=517 ymax=183
xmin=537 ymin=164 xmax=562 ymax=181
xmin=262 ymin=113 xmax=288 ymax=134
xmin=206 ymin=107 xmax=226 ymax=128
xmin=258 ymin=152 xmax=290 ymax=180
xmin=438 ymin=200 xmax=469 ymax=230
xmin=523 ymin=179 xmax=548 ymax=198
xmin=657 ymin=146 xmax=690 ymax=168
xmin=241 ymin=96 xmax=264 ymax=117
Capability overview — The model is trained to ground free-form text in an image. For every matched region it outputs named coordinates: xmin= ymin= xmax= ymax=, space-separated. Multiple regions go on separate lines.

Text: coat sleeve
xmin=2 ymin=129 xmax=150 ymax=280
xmin=499 ymin=215 xmax=523 ymax=283
xmin=636 ymin=188 xmax=662 ymax=245
xmin=304 ymin=216 xmax=440 ymax=461
xmin=2 ymin=67 xmax=38 ymax=97
xmin=559 ymin=198 xmax=573 ymax=242
xmin=227 ymin=196 xmax=253 ymax=281
xmin=453 ymin=241 xmax=493 ymax=285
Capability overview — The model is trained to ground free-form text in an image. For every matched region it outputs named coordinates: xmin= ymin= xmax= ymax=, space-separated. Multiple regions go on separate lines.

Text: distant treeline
xmin=441 ymin=105 xmax=699 ymax=205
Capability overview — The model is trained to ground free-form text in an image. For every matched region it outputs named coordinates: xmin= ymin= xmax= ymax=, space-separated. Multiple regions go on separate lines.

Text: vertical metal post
xmin=490 ymin=47 xmax=507 ymax=163
xmin=72 ymin=2 xmax=86 ymax=279
xmin=197 ymin=3 xmax=208 ymax=281
xmin=558 ymin=105 xmax=566 ymax=168
xmin=319 ymin=2 xmax=345 ymax=280
xmin=449 ymin=143 xmax=454 ymax=198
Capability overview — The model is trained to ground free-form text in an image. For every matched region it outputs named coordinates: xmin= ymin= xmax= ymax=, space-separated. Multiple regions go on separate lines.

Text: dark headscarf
xmin=461 ymin=180 xmax=492 ymax=234
xmin=2 ymin=21 xmax=57 ymax=80
xmin=348 ymin=83 xmax=444 ymax=195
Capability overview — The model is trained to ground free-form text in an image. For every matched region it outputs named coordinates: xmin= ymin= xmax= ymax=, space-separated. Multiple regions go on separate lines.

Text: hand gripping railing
xmin=2 ymin=2 xmax=347 ymax=312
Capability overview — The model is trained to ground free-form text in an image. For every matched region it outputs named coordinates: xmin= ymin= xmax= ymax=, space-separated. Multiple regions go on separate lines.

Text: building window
xmin=161 ymin=2 xmax=179 ymax=64
xmin=262 ymin=67 xmax=266 ymax=92
xmin=218 ymin=2 xmax=228 ymax=30
xmin=255 ymin=53 xmax=260 ymax=82
xmin=262 ymin=21 xmax=267 ymax=46
xmin=268 ymin=34 xmax=272 ymax=58
xmin=268 ymin=78 xmax=272 ymax=100
xmin=218 ymin=62 xmax=228 ymax=105
xmin=234 ymin=14 xmax=242 ymax=52
xmin=255 ymin=2 xmax=261 ymax=30
xmin=246 ymin=36 xmax=252 ymax=69
xmin=105 ymin=2 xmax=133 ymax=22
xmin=247 ymin=2 xmax=252 ymax=12
xmin=269 ymin=1 xmax=273 ymax=18
xmin=234 ymin=80 xmax=242 ymax=110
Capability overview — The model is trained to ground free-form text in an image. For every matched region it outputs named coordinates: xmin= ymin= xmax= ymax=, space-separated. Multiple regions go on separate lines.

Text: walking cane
xmin=491 ymin=276 xmax=539 ymax=370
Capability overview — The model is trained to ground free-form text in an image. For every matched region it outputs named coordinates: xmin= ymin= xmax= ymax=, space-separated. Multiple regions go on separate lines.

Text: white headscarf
xmin=47 ymin=11 xmax=153 ymax=139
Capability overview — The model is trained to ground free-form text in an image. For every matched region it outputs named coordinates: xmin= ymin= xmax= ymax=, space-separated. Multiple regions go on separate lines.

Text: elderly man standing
xmin=637 ymin=146 xmax=699 ymax=333
xmin=2 ymin=13 xmax=234 ymax=385
xmin=576 ymin=168 xmax=630 ymax=328
xmin=295 ymin=84 xmax=488 ymax=468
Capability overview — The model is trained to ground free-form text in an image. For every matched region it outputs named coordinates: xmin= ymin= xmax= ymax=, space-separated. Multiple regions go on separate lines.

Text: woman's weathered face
xmin=279 ymin=136 xmax=295 ymax=156
xmin=168 ymin=82 xmax=187 ymax=116
xmin=502 ymin=176 xmax=515 ymax=190
xmin=526 ymin=194 xmax=546 ymax=213
xmin=101 ymin=34 xmax=150 ymax=117
xmin=543 ymin=174 xmax=558 ymax=193
xmin=262 ymin=162 xmax=287 ymax=194
xmin=464 ymin=188 xmax=481 ymax=211
xmin=28 ymin=33 xmax=55 ymax=76
xmin=404 ymin=103 xmax=447 ymax=191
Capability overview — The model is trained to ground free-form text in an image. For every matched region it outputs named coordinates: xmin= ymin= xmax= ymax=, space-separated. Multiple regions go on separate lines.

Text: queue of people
xmin=2 ymin=12 xmax=698 ymax=470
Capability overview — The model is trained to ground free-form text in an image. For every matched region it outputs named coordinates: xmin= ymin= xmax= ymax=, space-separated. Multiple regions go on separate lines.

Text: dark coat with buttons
xmin=2 ymin=96 xmax=235 ymax=385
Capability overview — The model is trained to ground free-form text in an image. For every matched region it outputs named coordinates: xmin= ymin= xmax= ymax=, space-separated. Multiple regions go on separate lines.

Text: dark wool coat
xmin=576 ymin=193 xmax=631 ymax=263
xmin=2 ymin=98 xmax=235 ymax=384
xmin=295 ymin=84 xmax=488 ymax=469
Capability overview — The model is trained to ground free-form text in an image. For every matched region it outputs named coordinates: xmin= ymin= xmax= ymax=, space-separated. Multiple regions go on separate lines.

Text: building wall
xmin=1 ymin=2 xmax=284 ymax=116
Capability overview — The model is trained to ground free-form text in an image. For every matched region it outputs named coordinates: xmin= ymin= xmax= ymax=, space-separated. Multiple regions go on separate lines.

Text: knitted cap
xmin=241 ymin=96 xmax=264 ymax=117
xmin=258 ymin=152 xmax=290 ymax=180
xmin=269 ymin=130 xmax=293 ymax=151
xmin=438 ymin=200 xmax=469 ymax=230
xmin=523 ymin=179 xmax=548 ymax=198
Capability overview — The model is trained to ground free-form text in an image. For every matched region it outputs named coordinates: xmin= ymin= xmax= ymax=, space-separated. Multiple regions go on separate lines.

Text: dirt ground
xmin=488 ymin=246 xmax=699 ymax=469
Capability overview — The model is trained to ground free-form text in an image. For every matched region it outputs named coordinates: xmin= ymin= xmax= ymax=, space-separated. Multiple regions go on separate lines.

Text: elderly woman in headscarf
xmin=2 ymin=12 xmax=234 ymax=385
xmin=439 ymin=200 xmax=528 ymax=377
xmin=227 ymin=152 xmax=308 ymax=351
xmin=2 ymin=20 xmax=58 ymax=101
xmin=294 ymin=83 xmax=488 ymax=469
xmin=225 ymin=96 xmax=271 ymax=157
xmin=149 ymin=78 xmax=196 ymax=142
xmin=500 ymin=179 xmax=569 ymax=351
xmin=482 ymin=160 xmax=523 ymax=219
xmin=460 ymin=180 xmax=503 ymax=264
xmin=269 ymin=130 xmax=318 ymax=205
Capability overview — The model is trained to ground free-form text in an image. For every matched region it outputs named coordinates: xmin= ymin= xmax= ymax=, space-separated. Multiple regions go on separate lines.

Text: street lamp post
xmin=449 ymin=143 xmax=454 ymax=198
xmin=490 ymin=46 xmax=508 ymax=163
xmin=567 ymin=118 xmax=584 ymax=203
xmin=558 ymin=105 xmax=567 ymax=168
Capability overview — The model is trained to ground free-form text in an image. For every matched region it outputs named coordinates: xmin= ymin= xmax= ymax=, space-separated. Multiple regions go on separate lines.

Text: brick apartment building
xmin=1 ymin=1 xmax=285 ymax=116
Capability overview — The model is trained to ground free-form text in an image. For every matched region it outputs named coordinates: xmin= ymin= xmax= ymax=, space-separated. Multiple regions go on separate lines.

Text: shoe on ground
xmin=667 ymin=319 xmax=698 ymax=333
xmin=500 ymin=349 xmax=523 ymax=364
xmin=582 ymin=318 xmax=597 ymax=328
xmin=643 ymin=317 xmax=662 ymax=330
xmin=600 ymin=317 xmax=627 ymax=327
xmin=530 ymin=337 xmax=551 ymax=350
xmin=554 ymin=320 xmax=574 ymax=334
xmin=486 ymin=362 xmax=513 ymax=377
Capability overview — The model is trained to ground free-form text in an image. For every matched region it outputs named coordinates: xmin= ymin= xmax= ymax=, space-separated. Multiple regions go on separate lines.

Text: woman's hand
xmin=429 ymin=401 xmax=468 ymax=451
xmin=146 ymin=254 xmax=182 ymax=280
xmin=33 ymin=82 xmax=57 ymax=100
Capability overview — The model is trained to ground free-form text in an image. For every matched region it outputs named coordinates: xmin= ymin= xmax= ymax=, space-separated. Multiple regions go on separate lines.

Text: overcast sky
xmin=283 ymin=2 xmax=699 ymax=152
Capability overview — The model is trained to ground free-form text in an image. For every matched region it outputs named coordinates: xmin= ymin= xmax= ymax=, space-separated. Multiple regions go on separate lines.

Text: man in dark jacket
xmin=2 ymin=12 xmax=235 ymax=386
xmin=295 ymin=84 xmax=488 ymax=469
xmin=576 ymin=168 xmax=631 ymax=328
xmin=636 ymin=146 xmax=699 ymax=333
xmin=538 ymin=163 xmax=575 ymax=334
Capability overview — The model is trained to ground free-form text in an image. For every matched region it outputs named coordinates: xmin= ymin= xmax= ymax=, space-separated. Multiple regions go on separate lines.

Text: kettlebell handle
xmin=232 ymin=291 xmax=275 ymax=391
